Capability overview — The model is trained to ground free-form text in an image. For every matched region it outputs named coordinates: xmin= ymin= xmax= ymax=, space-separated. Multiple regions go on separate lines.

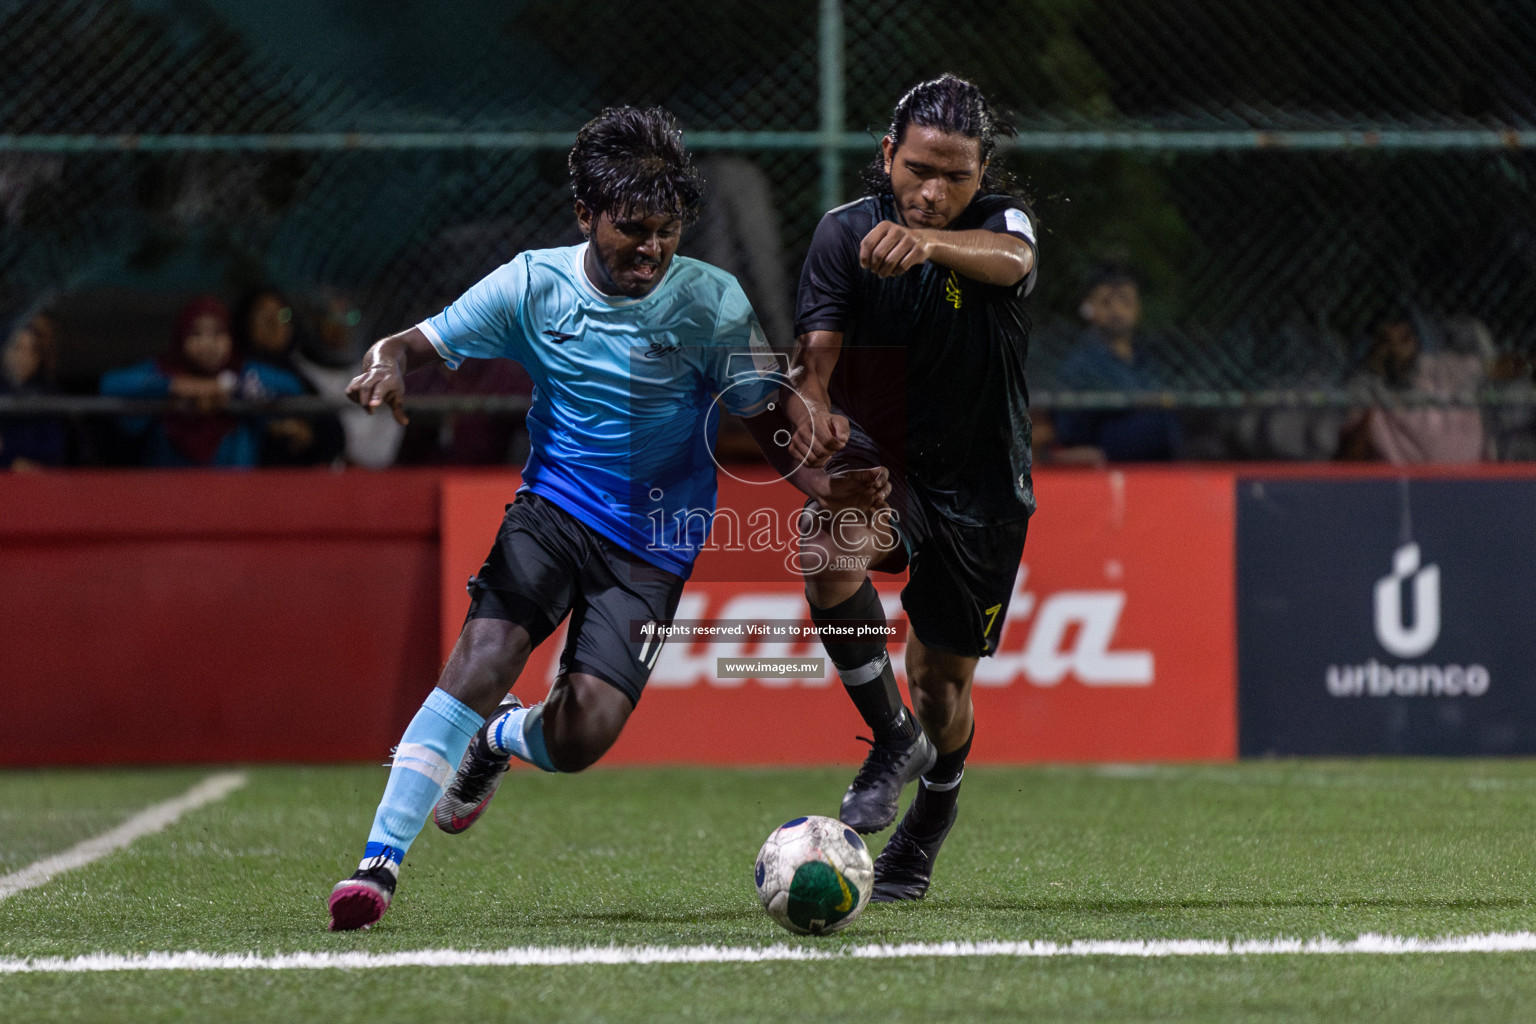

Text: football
xmin=753 ymin=815 xmax=875 ymax=935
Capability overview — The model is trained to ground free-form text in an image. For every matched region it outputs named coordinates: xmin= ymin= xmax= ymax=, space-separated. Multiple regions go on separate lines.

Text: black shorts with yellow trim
xmin=822 ymin=427 xmax=1029 ymax=659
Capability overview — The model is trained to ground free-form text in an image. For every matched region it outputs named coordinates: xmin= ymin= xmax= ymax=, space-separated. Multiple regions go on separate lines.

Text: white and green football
xmin=754 ymin=815 xmax=874 ymax=935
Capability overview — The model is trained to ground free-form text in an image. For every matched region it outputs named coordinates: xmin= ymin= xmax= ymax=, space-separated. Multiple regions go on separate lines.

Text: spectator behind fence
xmin=1049 ymin=263 xmax=1181 ymax=462
xmin=1 ymin=308 xmax=68 ymax=471
xmin=1483 ymin=358 xmax=1536 ymax=462
xmin=290 ymin=289 xmax=405 ymax=468
xmin=1439 ymin=313 xmax=1536 ymax=462
xmin=234 ymin=287 xmax=346 ymax=467
xmin=1337 ymin=313 xmax=1484 ymax=464
xmin=99 ymin=297 xmax=306 ymax=468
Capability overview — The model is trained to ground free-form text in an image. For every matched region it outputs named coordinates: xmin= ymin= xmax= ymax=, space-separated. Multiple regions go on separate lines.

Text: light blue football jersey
xmin=418 ymin=243 xmax=778 ymax=577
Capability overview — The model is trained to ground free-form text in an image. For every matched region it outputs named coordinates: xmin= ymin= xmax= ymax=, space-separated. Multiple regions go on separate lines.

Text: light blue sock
xmin=362 ymin=687 xmax=484 ymax=867
xmin=485 ymin=703 xmax=558 ymax=773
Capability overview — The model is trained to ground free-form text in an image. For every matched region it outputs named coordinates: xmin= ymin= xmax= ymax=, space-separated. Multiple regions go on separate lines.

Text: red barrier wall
xmin=441 ymin=467 xmax=1238 ymax=765
xmin=0 ymin=471 xmax=443 ymax=765
xmin=11 ymin=463 xmax=1526 ymax=767
xmin=0 ymin=465 xmax=1248 ymax=766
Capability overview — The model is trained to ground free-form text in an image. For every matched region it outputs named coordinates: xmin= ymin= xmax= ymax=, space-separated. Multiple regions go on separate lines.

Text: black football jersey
xmin=794 ymin=192 xmax=1037 ymax=525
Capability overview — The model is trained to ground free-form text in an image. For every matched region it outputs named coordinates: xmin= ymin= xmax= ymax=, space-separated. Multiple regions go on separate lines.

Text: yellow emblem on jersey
xmin=944 ymin=270 xmax=962 ymax=309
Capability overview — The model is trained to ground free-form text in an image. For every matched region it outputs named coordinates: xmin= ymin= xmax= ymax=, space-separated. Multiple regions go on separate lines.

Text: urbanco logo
xmin=1373 ymin=542 xmax=1440 ymax=658
xmin=1325 ymin=540 xmax=1485 ymax=699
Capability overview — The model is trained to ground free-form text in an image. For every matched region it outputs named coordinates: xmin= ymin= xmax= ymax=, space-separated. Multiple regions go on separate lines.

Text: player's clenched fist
xmin=858 ymin=220 xmax=933 ymax=278
xmin=787 ymin=408 xmax=849 ymax=468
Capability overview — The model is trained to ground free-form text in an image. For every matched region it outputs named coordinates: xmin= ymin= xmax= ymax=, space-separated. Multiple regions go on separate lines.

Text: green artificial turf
xmin=2 ymin=761 xmax=1535 ymax=1022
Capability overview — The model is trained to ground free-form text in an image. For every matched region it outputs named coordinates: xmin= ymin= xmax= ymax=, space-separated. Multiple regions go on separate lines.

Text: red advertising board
xmin=441 ymin=467 xmax=1237 ymax=765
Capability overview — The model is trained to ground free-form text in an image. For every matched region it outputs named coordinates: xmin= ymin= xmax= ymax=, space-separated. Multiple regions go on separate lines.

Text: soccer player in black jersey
xmin=785 ymin=75 xmax=1038 ymax=901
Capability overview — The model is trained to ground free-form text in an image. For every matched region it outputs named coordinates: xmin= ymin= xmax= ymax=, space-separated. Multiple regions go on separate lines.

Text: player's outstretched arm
xmin=859 ymin=222 xmax=1033 ymax=287
xmin=786 ymin=329 xmax=849 ymax=467
xmin=345 ymin=327 xmax=443 ymax=426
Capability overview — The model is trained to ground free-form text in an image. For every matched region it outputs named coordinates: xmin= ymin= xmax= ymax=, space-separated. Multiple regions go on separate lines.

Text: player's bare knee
xmin=910 ymin=689 xmax=956 ymax=735
xmin=909 ymin=672 xmax=971 ymax=732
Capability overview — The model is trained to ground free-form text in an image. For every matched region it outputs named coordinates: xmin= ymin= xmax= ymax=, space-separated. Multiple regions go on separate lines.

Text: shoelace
xmin=879 ymin=828 xmax=931 ymax=865
xmin=450 ymin=739 xmax=508 ymax=798
xmin=847 ymin=733 xmax=910 ymax=792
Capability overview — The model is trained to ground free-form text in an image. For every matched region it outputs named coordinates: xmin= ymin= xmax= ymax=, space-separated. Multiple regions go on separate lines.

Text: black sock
xmin=910 ymin=724 xmax=974 ymax=834
xmin=809 ymin=579 xmax=908 ymax=739
xmin=845 ymin=662 xmax=914 ymax=741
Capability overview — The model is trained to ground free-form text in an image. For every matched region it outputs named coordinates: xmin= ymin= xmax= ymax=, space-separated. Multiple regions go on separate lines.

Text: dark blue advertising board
xmin=1237 ymin=477 xmax=1536 ymax=755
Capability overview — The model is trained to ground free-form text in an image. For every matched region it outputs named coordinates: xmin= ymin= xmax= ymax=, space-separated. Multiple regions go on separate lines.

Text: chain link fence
xmin=2 ymin=0 xmax=1535 ymax=460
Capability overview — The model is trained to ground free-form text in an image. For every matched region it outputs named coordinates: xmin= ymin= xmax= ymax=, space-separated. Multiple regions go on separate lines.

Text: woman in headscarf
xmin=100 ymin=296 xmax=306 ymax=467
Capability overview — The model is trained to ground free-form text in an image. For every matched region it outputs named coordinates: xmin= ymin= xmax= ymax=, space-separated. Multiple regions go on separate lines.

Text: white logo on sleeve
xmin=1003 ymin=208 xmax=1035 ymax=243
xmin=1374 ymin=543 xmax=1441 ymax=658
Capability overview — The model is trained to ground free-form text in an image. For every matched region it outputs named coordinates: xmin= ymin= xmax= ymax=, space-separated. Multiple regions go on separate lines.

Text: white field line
xmin=6 ymin=933 xmax=1536 ymax=973
xmin=0 ymin=771 xmax=247 ymax=901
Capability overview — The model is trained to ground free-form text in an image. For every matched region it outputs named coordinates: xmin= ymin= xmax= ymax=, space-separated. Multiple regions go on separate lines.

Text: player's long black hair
xmin=569 ymin=106 xmax=704 ymax=224
xmin=862 ymin=74 xmax=1024 ymax=199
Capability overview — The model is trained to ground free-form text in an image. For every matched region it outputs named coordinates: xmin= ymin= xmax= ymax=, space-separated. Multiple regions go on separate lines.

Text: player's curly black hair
xmin=568 ymin=106 xmax=704 ymax=225
xmin=862 ymin=74 xmax=1024 ymax=199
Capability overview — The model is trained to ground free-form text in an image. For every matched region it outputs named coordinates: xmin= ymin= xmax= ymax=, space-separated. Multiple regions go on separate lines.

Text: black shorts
xmin=822 ymin=428 xmax=1028 ymax=659
xmin=464 ymin=491 xmax=686 ymax=704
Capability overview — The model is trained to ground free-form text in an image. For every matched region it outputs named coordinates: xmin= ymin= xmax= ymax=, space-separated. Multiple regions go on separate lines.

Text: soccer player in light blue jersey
xmin=325 ymin=107 xmax=859 ymax=931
